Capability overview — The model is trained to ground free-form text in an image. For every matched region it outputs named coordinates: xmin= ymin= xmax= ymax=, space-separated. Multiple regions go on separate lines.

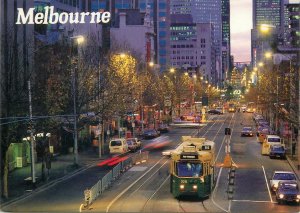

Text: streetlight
xmin=264 ymin=51 xmax=272 ymax=59
xmin=170 ymin=68 xmax=175 ymax=73
xmin=258 ymin=62 xmax=264 ymax=67
xmin=69 ymin=35 xmax=84 ymax=166
xmin=149 ymin=61 xmax=154 ymax=67
xmin=260 ymin=24 xmax=274 ymax=34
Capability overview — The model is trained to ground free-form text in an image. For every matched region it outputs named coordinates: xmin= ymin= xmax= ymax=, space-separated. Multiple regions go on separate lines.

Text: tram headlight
xmin=297 ymin=195 xmax=300 ymax=199
xmin=279 ymin=194 xmax=284 ymax=199
xmin=179 ymin=184 xmax=185 ymax=190
xmin=193 ymin=185 xmax=198 ymax=190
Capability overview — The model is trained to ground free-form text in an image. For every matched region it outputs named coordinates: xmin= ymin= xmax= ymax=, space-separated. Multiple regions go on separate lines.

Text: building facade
xmin=110 ymin=9 xmax=155 ymax=61
xmin=251 ymin=0 xmax=287 ymax=67
xmin=90 ymin=0 xmax=170 ymax=71
xmin=170 ymin=0 xmax=223 ymax=86
xmin=169 ymin=14 xmax=215 ymax=82
xmin=221 ymin=0 xmax=231 ymax=85
xmin=1 ymin=0 xmax=35 ymax=115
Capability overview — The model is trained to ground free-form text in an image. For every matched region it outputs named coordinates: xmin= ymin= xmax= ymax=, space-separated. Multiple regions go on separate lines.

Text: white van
xmin=261 ymin=135 xmax=284 ymax=155
xmin=109 ymin=138 xmax=128 ymax=154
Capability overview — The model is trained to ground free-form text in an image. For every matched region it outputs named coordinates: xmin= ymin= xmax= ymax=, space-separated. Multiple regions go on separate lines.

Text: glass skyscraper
xmin=221 ymin=0 xmax=231 ymax=83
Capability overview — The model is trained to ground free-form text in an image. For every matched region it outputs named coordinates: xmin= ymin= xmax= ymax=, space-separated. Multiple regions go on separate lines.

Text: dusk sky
xmin=231 ymin=0 xmax=252 ymax=63
xmin=231 ymin=0 xmax=298 ymax=62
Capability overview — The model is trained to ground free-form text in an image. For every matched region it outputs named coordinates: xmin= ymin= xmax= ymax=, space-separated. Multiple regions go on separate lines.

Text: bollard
xmin=228 ymin=193 xmax=233 ymax=200
xmin=227 ymin=185 xmax=234 ymax=193
xmin=229 ymin=178 xmax=234 ymax=185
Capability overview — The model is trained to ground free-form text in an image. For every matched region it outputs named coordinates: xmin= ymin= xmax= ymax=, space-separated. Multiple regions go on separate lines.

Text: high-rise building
xmin=169 ymin=14 xmax=215 ymax=82
xmin=170 ymin=0 xmax=192 ymax=14
xmin=252 ymin=0 xmax=286 ymax=28
xmin=170 ymin=0 xmax=222 ymax=86
xmin=286 ymin=3 xmax=300 ymax=48
xmin=251 ymin=0 xmax=287 ymax=67
xmin=221 ymin=0 xmax=230 ymax=85
xmin=91 ymin=0 xmax=170 ymax=71
xmin=1 ymin=0 xmax=35 ymax=115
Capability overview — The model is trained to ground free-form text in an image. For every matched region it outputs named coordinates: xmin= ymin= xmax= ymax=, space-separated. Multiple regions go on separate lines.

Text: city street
xmin=3 ymin=112 xmax=298 ymax=212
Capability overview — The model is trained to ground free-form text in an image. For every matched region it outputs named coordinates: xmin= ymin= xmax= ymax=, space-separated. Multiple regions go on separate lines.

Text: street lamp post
xmin=69 ymin=35 xmax=84 ymax=166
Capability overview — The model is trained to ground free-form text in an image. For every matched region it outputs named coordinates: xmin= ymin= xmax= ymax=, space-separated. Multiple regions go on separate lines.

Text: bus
xmin=246 ymin=102 xmax=256 ymax=113
xmin=170 ymin=136 xmax=215 ymax=199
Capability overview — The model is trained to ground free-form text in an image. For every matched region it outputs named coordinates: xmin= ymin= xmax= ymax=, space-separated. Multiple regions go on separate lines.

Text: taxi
xmin=261 ymin=135 xmax=284 ymax=155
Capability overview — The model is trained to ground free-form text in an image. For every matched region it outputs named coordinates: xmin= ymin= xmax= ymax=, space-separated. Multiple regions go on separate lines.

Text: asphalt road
xmin=2 ymin=113 xmax=299 ymax=213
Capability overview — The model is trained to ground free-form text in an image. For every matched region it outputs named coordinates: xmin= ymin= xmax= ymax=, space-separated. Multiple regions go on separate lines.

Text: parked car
xmin=270 ymin=171 xmax=297 ymax=192
xmin=269 ymin=145 xmax=286 ymax=159
xmin=126 ymin=139 xmax=139 ymax=152
xmin=157 ymin=124 xmax=170 ymax=133
xmin=143 ymin=129 xmax=160 ymax=139
xmin=241 ymin=126 xmax=254 ymax=137
xmin=256 ymin=125 xmax=271 ymax=136
xmin=126 ymin=138 xmax=141 ymax=149
xmin=208 ymin=109 xmax=223 ymax=115
xmin=109 ymin=138 xmax=128 ymax=154
xmin=275 ymin=181 xmax=300 ymax=204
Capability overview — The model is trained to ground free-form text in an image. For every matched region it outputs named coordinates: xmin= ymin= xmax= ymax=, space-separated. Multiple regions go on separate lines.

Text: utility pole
xmin=28 ymin=80 xmax=36 ymax=188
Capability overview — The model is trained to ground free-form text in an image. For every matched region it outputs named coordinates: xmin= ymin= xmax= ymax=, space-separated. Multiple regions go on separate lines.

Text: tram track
xmin=137 ymin=114 xmax=232 ymax=213
xmin=105 ymin=114 xmax=225 ymax=212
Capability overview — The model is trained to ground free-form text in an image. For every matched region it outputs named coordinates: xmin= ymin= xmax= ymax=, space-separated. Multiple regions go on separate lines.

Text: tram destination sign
xmin=180 ymin=154 xmax=198 ymax=159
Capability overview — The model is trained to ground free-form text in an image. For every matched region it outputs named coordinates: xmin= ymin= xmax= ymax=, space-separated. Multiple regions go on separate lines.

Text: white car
xmin=126 ymin=138 xmax=142 ymax=149
xmin=270 ymin=171 xmax=297 ymax=192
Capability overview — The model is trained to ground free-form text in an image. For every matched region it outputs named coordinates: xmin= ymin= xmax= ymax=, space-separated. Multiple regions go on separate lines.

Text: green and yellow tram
xmin=170 ymin=136 xmax=215 ymax=199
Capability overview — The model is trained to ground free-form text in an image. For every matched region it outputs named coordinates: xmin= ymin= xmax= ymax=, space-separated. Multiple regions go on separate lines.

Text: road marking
xmin=105 ymin=157 xmax=166 ymax=212
xmin=128 ymin=166 xmax=148 ymax=172
xmin=261 ymin=165 xmax=273 ymax=203
xmin=232 ymin=199 xmax=271 ymax=203
xmin=211 ymin=167 xmax=229 ymax=213
xmin=228 ymin=200 xmax=231 ymax=213
xmin=214 ymin=113 xmax=235 ymax=164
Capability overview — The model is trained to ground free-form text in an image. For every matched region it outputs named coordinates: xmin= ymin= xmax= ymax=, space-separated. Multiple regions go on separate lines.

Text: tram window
xmin=177 ymin=162 xmax=202 ymax=177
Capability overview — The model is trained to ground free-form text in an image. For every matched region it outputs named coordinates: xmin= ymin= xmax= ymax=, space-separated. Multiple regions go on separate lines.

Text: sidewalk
xmin=1 ymin=146 xmax=109 ymax=205
xmin=286 ymin=155 xmax=300 ymax=180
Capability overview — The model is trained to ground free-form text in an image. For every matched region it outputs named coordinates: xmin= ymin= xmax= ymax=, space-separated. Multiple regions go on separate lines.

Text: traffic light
xmin=225 ymin=128 xmax=231 ymax=135
xmin=202 ymin=96 xmax=208 ymax=106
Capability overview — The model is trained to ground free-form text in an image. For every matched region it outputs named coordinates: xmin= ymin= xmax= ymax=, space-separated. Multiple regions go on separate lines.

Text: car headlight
xmin=297 ymin=195 xmax=300 ymax=199
xmin=179 ymin=184 xmax=185 ymax=190
xmin=279 ymin=194 xmax=284 ymax=199
xmin=193 ymin=185 xmax=198 ymax=190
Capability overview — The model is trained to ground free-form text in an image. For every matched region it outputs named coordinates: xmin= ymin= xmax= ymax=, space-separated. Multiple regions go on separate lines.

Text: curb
xmin=286 ymin=155 xmax=300 ymax=181
xmin=1 ymin=159 xmax=101 ymax=208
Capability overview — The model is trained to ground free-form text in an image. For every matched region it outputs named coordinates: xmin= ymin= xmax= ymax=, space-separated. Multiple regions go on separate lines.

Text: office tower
xmin=1 ymin=0 xmax=35 ymax=90
xmin=221 ymin=0 xmax=230 ymax=84
xmin=170 ymin=0 xmax=222 ymax=85
xmin=286 ymin=3 xmax=300 ymax=47
xmin=170 ymin=0 xmax=192 ymax=14
xmin=251 ymin=0 xmax=286 ymax=67
xmin=169 ymin=14 xmax=215 ymax=82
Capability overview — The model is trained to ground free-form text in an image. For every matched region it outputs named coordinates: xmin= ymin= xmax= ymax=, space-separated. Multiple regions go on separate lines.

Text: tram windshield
xmin=176 ymin=162 xmax=202 ymax=177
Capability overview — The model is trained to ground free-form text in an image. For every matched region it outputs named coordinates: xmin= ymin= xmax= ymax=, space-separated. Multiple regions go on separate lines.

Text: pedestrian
xmin=292 ymin=140 xmax=296 ymax=157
